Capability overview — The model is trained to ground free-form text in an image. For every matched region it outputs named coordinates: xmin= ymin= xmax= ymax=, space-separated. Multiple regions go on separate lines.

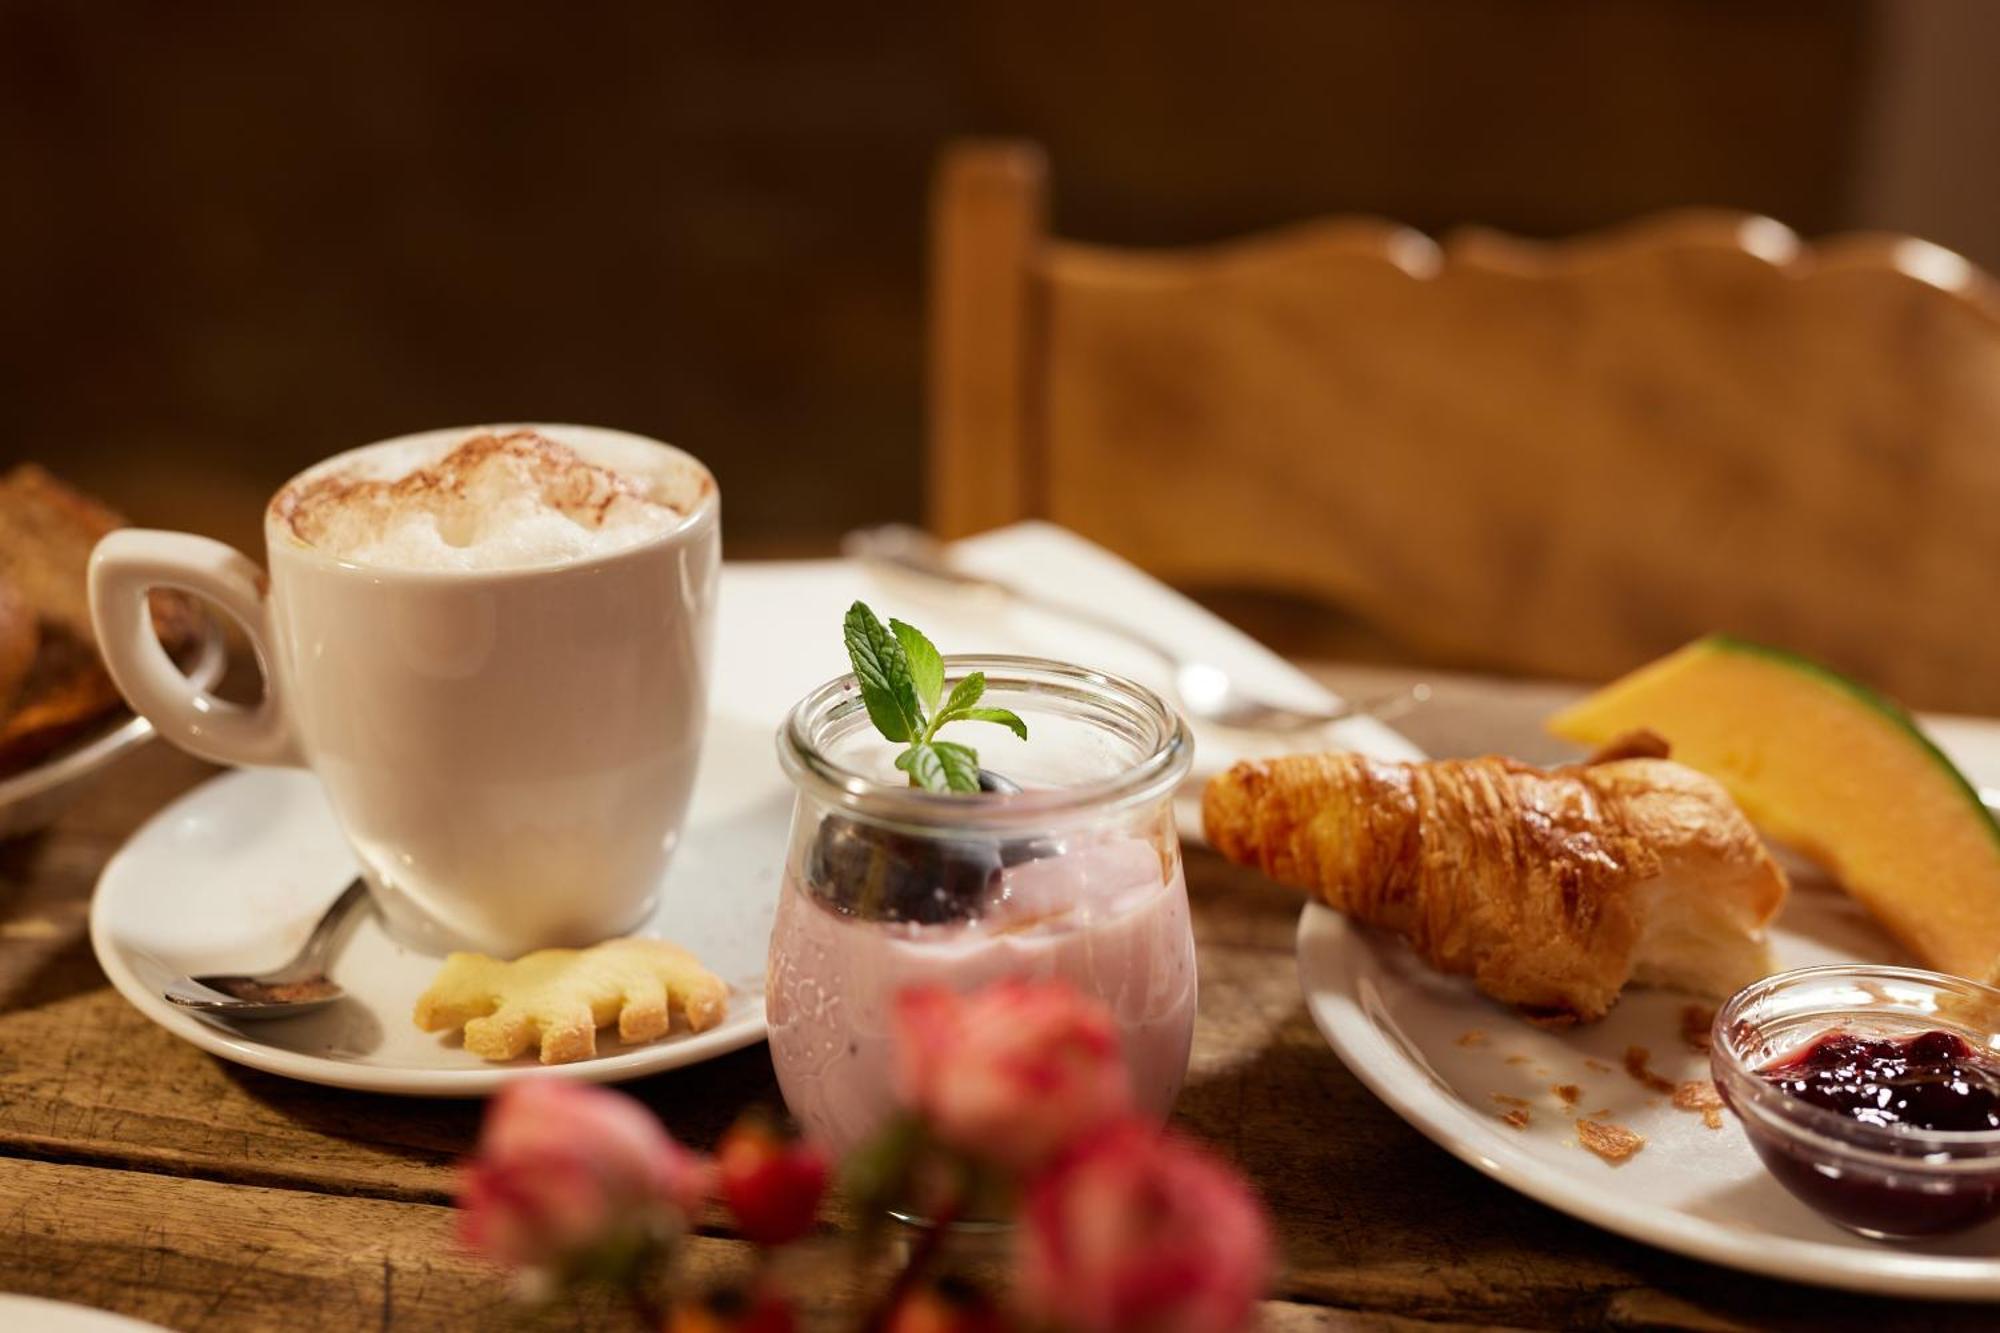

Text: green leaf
xmin=930 ymin=740 xmax=983 ymax=792
xmin=939 ymin=671 xmax=986 ymax=717
xmin=844 ymin=602 xmax=923 ymax=743
xmin=889 ymin=618 xmax=944 ymax=715
xmin=956 ymin=706 xmax=1029 ymax=741
xmin=896 ymin=742 xmax=949 ymax=792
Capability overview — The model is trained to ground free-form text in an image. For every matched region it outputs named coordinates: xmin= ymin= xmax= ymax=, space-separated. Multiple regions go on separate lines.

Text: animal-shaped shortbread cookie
xmin=413 ymin=937 xmax=729 ymax=1064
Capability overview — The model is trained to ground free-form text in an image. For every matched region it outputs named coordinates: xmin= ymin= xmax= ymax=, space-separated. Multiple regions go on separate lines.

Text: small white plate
xmin=0 ymin=1295 xmax=173 ymax=1332
xmin=1299 ymin=860 xmax=2000 ymax=1299
xmin=90 ymin=762 xmax=782 ymax=1096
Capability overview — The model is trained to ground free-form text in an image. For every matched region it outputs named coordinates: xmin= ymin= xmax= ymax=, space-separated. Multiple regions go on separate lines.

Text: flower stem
xmin=860 ymin=1197 xmax=962 ymax=1333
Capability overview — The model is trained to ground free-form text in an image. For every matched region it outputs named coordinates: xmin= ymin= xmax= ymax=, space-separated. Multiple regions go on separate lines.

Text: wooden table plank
xmin=0 ymin=1157 xmax=1456 ymax=1333
xmin=5 ymin=665 xmax=2000 ymax=1329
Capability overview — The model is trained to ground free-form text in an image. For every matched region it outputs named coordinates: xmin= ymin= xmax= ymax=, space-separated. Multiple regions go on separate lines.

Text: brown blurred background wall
xmin=3 ymin=0 xmax=1994 ymax=564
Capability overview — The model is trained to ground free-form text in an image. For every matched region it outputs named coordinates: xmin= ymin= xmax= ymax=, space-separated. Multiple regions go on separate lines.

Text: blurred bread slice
xmin=0 ymin=465 xmax=199 ymax=770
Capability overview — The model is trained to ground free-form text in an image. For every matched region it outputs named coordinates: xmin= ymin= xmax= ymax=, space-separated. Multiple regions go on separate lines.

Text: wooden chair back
xmin=926 ymin=139 xmax=2000 ymax=712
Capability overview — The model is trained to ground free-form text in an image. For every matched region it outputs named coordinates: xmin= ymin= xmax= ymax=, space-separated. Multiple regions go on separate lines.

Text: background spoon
xmin=843 ymin=524 xmax=1428 ymax=734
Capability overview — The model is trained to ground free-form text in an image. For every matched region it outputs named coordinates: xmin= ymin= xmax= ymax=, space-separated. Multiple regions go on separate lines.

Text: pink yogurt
xmin=765 ymin=836 xmax=1197 ymax=1157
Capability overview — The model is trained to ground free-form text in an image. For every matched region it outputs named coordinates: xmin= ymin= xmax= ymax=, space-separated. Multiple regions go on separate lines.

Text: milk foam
xmin=276 ymin=430 xmax=705 ymax=571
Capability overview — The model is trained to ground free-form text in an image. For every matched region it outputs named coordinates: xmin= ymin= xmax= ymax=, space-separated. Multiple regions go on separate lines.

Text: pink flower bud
xmin=457 ymin=1079 xmax=708 ymax=1273
xmin=1019 ymin=1119 xmax=1272 ymax=1333
xmin=894 ymin=979 xmax=1134 ymax=1173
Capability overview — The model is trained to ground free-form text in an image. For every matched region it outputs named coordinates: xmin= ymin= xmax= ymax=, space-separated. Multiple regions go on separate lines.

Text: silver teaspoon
xmin=163 ymin=878 xmax=368 ymax=1019
xmin=842 ymin=524 xmax=1430 ymax=735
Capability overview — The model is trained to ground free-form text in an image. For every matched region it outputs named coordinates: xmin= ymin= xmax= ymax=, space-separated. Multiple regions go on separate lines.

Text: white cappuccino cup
xmin=89 ymin=424 xmax=721 ymax=956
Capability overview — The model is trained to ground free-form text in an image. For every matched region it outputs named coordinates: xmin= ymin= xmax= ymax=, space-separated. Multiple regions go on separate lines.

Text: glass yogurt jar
xmin=766 ymin=656 xmax=1196 ymax=1159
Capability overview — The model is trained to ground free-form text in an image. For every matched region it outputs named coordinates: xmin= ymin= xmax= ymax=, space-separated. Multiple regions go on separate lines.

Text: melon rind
xmin=1695 ymin=634 xmax=2000 ymax=852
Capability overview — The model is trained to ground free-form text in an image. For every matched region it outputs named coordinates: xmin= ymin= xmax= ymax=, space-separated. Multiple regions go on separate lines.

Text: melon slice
xmin=1548 ymin=634 xmax=2000 ymax=981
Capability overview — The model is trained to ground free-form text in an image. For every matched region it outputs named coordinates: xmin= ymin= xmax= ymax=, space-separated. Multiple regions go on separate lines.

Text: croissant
xmin=1203 ymin=747 xmax=1787 ymax=1022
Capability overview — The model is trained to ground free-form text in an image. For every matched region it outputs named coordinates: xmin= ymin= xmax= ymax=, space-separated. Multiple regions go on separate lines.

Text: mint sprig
xmin=843 ymin=601 xmax=1028 ymax=793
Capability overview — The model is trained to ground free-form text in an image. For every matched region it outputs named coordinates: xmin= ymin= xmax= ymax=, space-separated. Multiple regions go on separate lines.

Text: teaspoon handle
xmin=294 ymin=878 xmax=370 ymax=970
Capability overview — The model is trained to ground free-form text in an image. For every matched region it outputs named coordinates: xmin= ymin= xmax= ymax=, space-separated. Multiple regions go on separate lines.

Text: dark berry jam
xmin=1726 ymin=1027 xmax=2000 ymax=1237
xmin=1759 ymin=1029 xmax=2000 ymax=1132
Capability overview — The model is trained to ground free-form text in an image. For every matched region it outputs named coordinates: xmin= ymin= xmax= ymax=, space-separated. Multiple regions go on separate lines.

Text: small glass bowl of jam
xmin=1713 ymin=964 xmax=2000 ymax=1239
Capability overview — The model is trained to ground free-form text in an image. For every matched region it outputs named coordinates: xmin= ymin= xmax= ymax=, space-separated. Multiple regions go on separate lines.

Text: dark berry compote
xmin=1737 ymin=1027 xmax=2000 ymax=1237
xmin=1760 ymin=1029 xmax=2000 ymax=1132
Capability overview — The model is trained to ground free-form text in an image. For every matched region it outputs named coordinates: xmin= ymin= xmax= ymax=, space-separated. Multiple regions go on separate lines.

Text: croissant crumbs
xmin=414 ymin=936 xmax=727 ymax=1065
xmin=1673 ymin=1079 xmax=1727 ymax=1130
xmin=1623 ymin=1045 xmax=1677 ymax=1096
xmin=1576 ymin=1119 xmax=1645 ymax=1164
xmin=1680 ymin=1003 xmax=1717 ymax=1053
xmin=1201 ymin=749 xmax=1786 ymax=1023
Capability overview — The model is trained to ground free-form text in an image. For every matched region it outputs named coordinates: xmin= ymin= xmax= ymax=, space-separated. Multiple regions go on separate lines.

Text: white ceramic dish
xmin=0 ymin=621 xmax=226 ymax=839
xmin=90 ymin=763 xmax=780 ymax=1095
xmin=1298 ymin=853 xmax=2000 ymax=1299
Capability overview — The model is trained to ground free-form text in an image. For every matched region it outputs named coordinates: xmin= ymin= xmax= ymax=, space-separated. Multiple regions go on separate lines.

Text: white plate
xmin=0 ymin=1295 xmax=173 ymax=1332
xmin=1299 ymin=857 xmax=2000 ymax=1299
xmin=90 ymin=758 xmax=783 ymax=1096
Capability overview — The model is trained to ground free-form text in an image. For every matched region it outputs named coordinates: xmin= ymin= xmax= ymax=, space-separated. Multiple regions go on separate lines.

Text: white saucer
xmin=1298 ymin=861 xmax=2000 ymax=1300
xmin=90 ymin=765 xmax=783 ymax=1096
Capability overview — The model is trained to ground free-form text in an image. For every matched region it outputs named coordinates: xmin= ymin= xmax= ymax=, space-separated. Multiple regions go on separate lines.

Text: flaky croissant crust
xmin=1204 ymin=751 xmax=1786 ymax=1021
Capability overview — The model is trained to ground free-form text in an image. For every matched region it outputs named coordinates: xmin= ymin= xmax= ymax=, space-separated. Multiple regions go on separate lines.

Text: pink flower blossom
xmin=458 ymin=1079 xmax=709 ymax=1274
xmin=1019 ymin=1119 xmax=1272 ymax=1333
xmin=894 ymin=979 xmax=1133 ymax=1172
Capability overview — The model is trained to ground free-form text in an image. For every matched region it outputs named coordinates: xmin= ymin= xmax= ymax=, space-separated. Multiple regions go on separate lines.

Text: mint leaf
xmin=938 ymin=671 xmax=985 ymax=718
xmin=930 ymin=740 xmax=983 ymax=792
xmin=839 ymin=607 xmax=1028 ymax=792
xmin=844 ymin=602 xmax=923 ymax=743
xmin=890 ymin=618 xmax=944 ymax=715
xmin=896 ymin=742 xmax=949 ymax=792
xmin=956 ymin=706 xmax=1029 ymax=742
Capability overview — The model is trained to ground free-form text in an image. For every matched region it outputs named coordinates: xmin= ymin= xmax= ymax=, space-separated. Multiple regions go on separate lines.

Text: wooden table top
xmin=3 ymin=663 xmax=1996 ymax=1332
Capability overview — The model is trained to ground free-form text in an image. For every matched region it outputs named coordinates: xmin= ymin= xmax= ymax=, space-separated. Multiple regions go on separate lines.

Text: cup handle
xmin=89 ymin=529 xmax=301 ymax=768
